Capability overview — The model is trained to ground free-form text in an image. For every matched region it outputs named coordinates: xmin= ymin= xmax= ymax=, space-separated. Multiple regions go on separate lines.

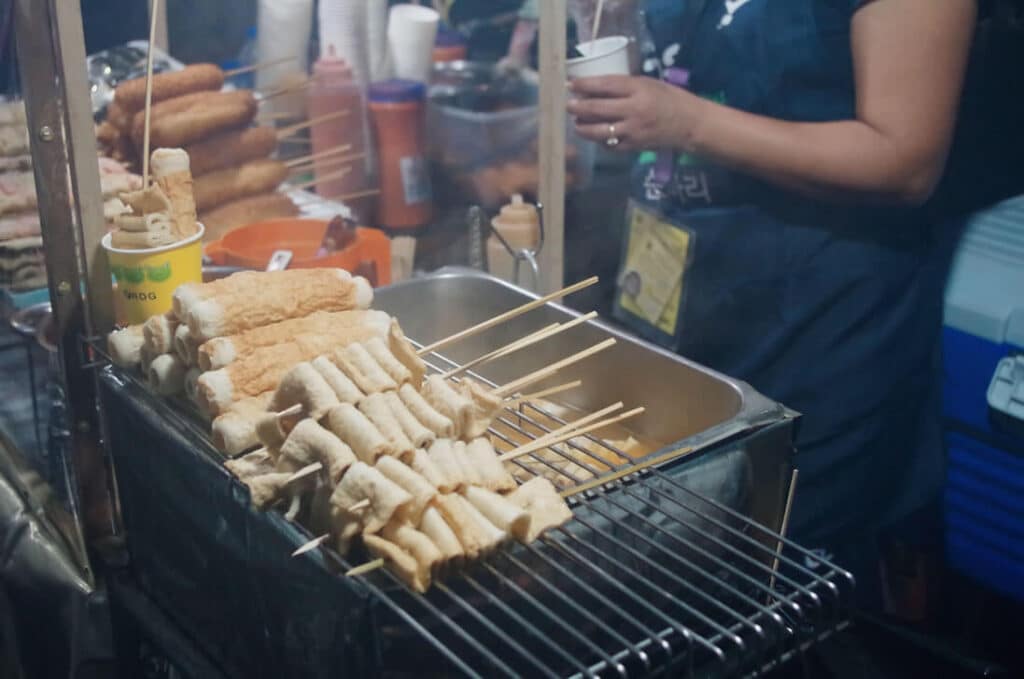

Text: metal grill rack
xmin=89 ymin=332 xmax=853 ymax=678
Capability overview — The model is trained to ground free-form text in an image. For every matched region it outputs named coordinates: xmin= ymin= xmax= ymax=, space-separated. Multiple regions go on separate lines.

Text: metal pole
xmin=537 ymin=0 xmax=567 ymax=293
xmin=14 ymin=0 xmax=119 ymax=561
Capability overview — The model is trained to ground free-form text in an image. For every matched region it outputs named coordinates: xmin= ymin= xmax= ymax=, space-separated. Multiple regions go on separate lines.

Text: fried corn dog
xmin=193 ymin=159 xmax=288 ymax=212
xmin=114 ymin=63 xmax=224 ymax=113
xmin=186 ymin=126 xmax=277 ymax=176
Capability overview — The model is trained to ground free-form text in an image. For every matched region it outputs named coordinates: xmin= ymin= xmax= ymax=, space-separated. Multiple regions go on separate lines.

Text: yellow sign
xmin=618 ymin=205 xmax=690 ymax=336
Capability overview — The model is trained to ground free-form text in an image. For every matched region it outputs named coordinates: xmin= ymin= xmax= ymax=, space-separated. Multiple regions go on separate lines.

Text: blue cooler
xmin=943 ymin=195 xmax=1024 ymax=602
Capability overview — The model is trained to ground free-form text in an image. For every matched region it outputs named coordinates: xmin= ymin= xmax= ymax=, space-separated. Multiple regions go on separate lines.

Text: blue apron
xmin=614 ymin=0 xmax=952 ymax=552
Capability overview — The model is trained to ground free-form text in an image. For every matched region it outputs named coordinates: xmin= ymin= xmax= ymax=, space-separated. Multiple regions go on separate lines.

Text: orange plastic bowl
xmin=204 ymin=218 xmax=391 ymax=285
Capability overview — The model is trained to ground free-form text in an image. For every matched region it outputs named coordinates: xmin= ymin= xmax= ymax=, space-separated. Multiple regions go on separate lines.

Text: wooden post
xmin=537 ymin=0 xmax=567 ymax=293
xmin=149 ymin=0 xmax=169 ymax=52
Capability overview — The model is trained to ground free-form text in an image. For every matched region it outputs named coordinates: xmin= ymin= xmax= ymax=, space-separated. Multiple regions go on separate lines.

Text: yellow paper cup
xmin=102 ymin=224 xmax=205 ymax=325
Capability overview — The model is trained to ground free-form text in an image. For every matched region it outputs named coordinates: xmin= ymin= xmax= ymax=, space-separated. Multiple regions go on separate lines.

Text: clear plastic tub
xmin=427 ymin=62 xmax=594 ymax=207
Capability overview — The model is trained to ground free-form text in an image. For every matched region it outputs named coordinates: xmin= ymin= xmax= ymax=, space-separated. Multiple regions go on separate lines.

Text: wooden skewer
xmin=768 ymin=469 xmax=799 ymax=595
xmin=500 ymin=406 xmax=645 ymax=462
xmin=441 ymin=323 xmax=559 ymax=380
xmin=255 ymin=112 xmax=296 ymax=122
xmin=417 ymin=277 xmax=599 ymax=357
xmin=525 ymin=401 xmax=623 ymax=449
xmin=288 ymin=152 xmax=367 ymax=176
xmin=442 ymin=311 xmax=599 ymax=380
xmin=495 ymin=337 xmax=616 ymax=397
xmin=285 ymin=461 xmax=323 ymax=485
xmin=284 ymin=144 xmax=355 ymax=168
xmin=225 ymin=56 xmax=296 ymax=78
xmin=261 ymin=77 xmax=313 ymax=101
xmin=284 ymin=494 xmax=302 ymax=520
xmin=349 ymin=498 xmax=371 ymax=512
xmin=279 ymin=404 xmax=303 ymax=419
xmin=316 ymin=187 xmax=381 ymax=203
xmin=561 ymin=444 xmax=694 ymax=498
xmin=277 ymin=111 xmax=350 ymax=140
xmin=290 ymin=165 xmax=352 ymax=192
xmin=292 ymin=534 xmax=329 ymax=557
xmin=140 ymin=0 xmax=160 ymax=185
xmin=347 ymin=558 xmax=386 ymax=577
xmin=506 ymin=380 xmax=583 ymax=407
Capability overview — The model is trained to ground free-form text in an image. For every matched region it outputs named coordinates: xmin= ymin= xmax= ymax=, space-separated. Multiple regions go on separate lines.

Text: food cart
xmin=1 ymin=1 xmax=853 ymax=677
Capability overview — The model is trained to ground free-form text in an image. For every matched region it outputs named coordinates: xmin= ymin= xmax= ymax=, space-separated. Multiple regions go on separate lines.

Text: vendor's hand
xmin=568 ymin=76 xmax=705 ymax=153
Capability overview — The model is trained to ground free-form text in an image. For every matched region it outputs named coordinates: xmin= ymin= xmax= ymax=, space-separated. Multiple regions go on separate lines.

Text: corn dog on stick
xmin=186 ymin=269 xmax=374 ymax=341
xmin=197 ymin=309 xmax=391 ymax=371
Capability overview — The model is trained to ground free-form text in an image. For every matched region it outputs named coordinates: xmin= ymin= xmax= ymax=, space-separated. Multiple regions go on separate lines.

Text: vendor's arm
xmin=568 ymin=0 xmax=976 ymax=205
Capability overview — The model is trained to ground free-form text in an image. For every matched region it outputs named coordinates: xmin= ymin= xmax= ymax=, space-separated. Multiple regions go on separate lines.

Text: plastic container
xmin=433 ymin=26 xmax=467 ymax=63
xmin=368 ymin=80 xmax=433 ymax=230
xmin=567 ymin=36 xmax=631 ymax=78
xmin=308 ymin=50 xmax=368 ymax=202
xmin=487 ymin=194 xmax=539 ymax=286
xmin=427 ymin=62 xmax=594 ymax=207
xmin=102 ymin=224 xmax=205 ymax=325
xmin=204 ymin=218 xmax=391 ymax=286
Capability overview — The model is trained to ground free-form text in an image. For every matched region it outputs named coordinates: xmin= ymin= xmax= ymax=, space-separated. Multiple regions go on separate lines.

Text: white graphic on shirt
xmin=718 ymin=0 xmax=754 ymax=29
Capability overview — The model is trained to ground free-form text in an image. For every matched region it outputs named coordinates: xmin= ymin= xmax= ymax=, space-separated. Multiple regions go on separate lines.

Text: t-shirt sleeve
xmin=519 ymin=0 xmax=539 ymax=21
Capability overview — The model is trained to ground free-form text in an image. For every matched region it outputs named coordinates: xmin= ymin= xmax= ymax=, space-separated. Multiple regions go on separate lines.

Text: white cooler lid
xmin=944 ymin=194 xmax=1024 ymax=347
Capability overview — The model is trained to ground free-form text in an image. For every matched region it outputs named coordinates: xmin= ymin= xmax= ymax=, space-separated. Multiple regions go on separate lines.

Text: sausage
xmin=105 ymin=99 xmax=130 ymax=131
xmin=131 ymin=92 xmax=258 ymax=149
xmin=199 ymin=192 xmax=298 ymax=240
xmin=193 ymin=159 xmax=289 ymax=212
xmin=129 ymin=90 xmax=256 ymax=143
xmin=113 ymin=63 xmax=224 ymax=113
xmin=186 ymin=126 xmax=277 ymax=177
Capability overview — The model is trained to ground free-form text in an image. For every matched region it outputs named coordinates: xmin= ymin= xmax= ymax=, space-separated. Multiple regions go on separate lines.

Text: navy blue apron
xmin=614 ymin=0 xmax=950 ymax=570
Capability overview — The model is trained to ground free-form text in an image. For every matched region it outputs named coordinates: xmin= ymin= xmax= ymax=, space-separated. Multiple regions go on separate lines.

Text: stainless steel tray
xmin=99 ymin=271 xmax=810 ymax=678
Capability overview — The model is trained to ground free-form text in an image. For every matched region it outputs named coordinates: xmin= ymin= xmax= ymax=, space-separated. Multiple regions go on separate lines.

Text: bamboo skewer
xmin=347 ymin=558 xmax=385 ymax=576
xmin=417 ymin=277 xmax=599 ymax=357
xmin=288 ymin=152 xmax=367 ymax=176
xmin=225 ymin=56 xmax=296 ymax=78
xmin=285 ymin=462 xmax=322 ymax=485
xmin=495 ymin=337 xmax=616 ymax=397
xmin=561 ymin=444 xmax=694 ymax=498
xmin=290 ymin=165 xmax=353 ymax=192
xmin=141 ymin=0 xmax=161 ymax=185
xmin=284 ymin=144 xmax=355 ymax=168
xmin=500 ymin=406 xmax=644 ymax=462
xmin=523 ymin=401 xmax=623 ymax=449
xmin=768 ymin=469 xmax=799 ymax=595
xmin=277 ymin=111 xmax=350 ymax=140
xmin=506 ymin=380 xmax=583 ymax=407
xmin=316 ymin=187 xmax=381 ymax=203
xmin=442 ymin=311 xmax=599 ymax=380
xmin=255 ymin=112 xmax=296 ymax=123
xmin=261 ymin=78 xmax=313 ymax=101
xmin=292 ymin=534 xmax=329 ymax=557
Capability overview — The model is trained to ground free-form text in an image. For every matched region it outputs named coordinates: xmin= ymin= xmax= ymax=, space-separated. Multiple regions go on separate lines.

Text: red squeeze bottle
xmin=367 ymin=80 xmax=433 ymax=230
xmin=307 ymin=48 xmax=367 ymax=203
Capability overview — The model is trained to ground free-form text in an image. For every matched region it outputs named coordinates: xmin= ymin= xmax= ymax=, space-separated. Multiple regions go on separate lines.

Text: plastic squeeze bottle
xmin=487 ymin=194 xmax=540 ymax=286
xmin=307 ymin=47 xmax=368 ymax=203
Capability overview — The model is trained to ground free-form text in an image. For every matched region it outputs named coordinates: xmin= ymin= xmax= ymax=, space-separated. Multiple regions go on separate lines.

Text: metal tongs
xmin=486 ymin=201 xmax=546 ymax=291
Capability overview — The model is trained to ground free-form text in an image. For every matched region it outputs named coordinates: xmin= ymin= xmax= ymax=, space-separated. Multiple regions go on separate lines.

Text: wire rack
xmin=88 ymin=333 xmax=854 ymax=678
xmin=315 ymin=343 xmax=854 ymax=678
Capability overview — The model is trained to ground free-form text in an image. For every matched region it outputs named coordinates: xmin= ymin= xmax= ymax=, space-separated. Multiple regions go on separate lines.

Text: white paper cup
xmin=567 ymin=36 xmax=631 ymax=79
xmin=386 ymin=4 xmax=440 ymax=83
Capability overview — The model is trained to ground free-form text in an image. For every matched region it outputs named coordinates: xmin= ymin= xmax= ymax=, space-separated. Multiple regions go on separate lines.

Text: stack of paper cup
xmin=366 ymin=0 xmax=390 ymax=82
xmin=319 ymin=0 xmax=369 ymax=86
xmin=257 ymin=0 xmax=314 ymax=116
xmin=566 ymin=36 xmax=631 ymax=78
xmin=386 ymin=4 xmax=439 ymax=84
